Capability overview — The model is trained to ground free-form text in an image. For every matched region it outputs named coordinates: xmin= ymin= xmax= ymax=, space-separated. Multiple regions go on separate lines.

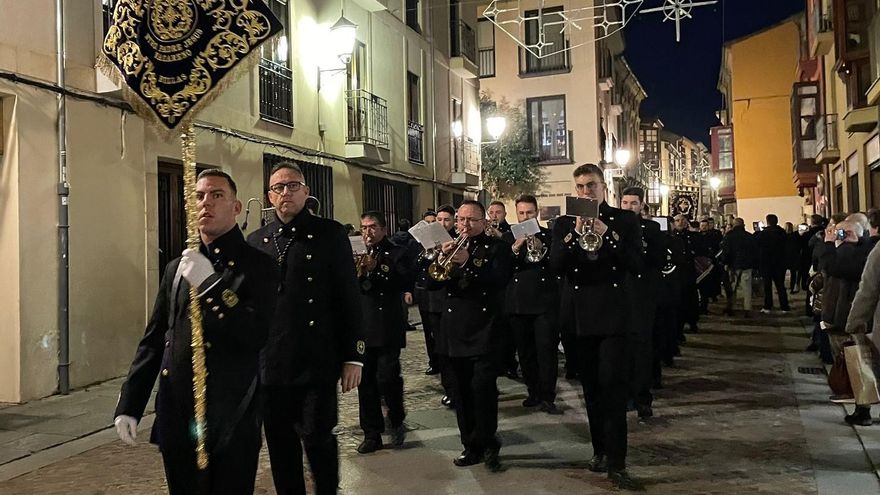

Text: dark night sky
xmin=623 ymin=0 xmax=804 ymax=146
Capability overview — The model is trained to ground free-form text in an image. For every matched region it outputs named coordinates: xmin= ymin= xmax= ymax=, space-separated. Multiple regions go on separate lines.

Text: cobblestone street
xmin=2 ymin=299 xmax=879 ymax=494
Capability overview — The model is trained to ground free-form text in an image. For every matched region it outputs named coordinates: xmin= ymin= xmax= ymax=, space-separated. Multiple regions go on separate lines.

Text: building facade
xmin=716 ymin=16 xmax=805 ymax=230
xmin=476 ymin=0 xmax=643 ymax=220
xmin=790 ymin=0 xmax=879 ymax=217
xmin=0 ymin=0 xmax=482 ymax=402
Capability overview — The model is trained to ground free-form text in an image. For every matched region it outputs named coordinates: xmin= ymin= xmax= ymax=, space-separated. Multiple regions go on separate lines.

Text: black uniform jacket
xmin=424 ymin=233 xmax=512 ymax=357
xmin=658 ymin=233 xmax=687 ymax=307
xmin=413 ymin=228 xmax=456 ymax=314
xmin=359 ymin=237 xmax=414 ymax=348
xmin=503 ymin=227 xmax=558 ymax=315
xmin=247 ymin=211 xmax=365 ymax=386
xmin=114 ymin=226 xmax=278 ymax=453
xmin=550 ymin=202 xmax=643 ymax=337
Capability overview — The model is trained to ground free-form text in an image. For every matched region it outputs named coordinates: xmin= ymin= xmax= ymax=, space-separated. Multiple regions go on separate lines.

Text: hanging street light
xmin=486 ymin=116 xmax=507 ymax=142
xmin=614 ymin=148 xmax=631 ymax=167
xmin=709 ymin=176 xmax=721 ymax=191
xmin=329 ymin=14 xmax=357 ymax=65
xmin=659 ymin=183 xmax=670 ymax=197
xmin=451 ymin=120 xmax=463 ymax=139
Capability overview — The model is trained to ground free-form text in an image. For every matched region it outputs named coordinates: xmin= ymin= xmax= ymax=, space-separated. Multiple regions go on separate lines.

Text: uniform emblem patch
xmin=381 ymin=264 xmax=390 ymax=273
xmin=564 ymin=233 xmax=573 ymax=244
xmin=221 ymin=289 xmax=239 ymax=308
xmin=356 ymin=340 xmax=366 ymax=355
xmin=612 ymin=231 xmax=620 ymax=241
xmin=473 ymin=258 xmax=484 ymax=267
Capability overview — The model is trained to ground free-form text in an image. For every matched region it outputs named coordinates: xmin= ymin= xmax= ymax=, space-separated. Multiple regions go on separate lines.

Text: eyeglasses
xmin=268 ymin=181 xmax=306 ymax=195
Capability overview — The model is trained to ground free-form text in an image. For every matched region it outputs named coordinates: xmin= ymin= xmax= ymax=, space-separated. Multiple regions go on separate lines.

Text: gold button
xmin=212 ymin=305 xmax=220 ymax=311
xmin=379 ymin=307 xmax=383 ymax=311
xmin=206 ymin=297 xmax=213 ymax=304
xmin=306 ymin=254 xmax=312 ymax=260
xmin=613 ymin=283 xmax=618 ymax=288
xmin=205 ymin=342 xmax=212 ymax=349
xmin=218 ymin=313 xmax=225 ymax=319
xmin=213 ymin=248 xmax=220 ymax=254
xmin=307 ymin=234 xmax=314 ymax=239
xmin=514 ymin=279 xmax=519 ymax=283
xmin=308 ymin=298 xmax=314 ymax=304
xmin=161 ymin=369 xmax=169 ymax=377
xmin=165 ymin=341 xmax=170 ymax=348
xmin=307 ymin=277 xmax=313 ymax=282
xmin=228 ymin=260 xmax=235 ymax=267
xmin=309 ymin=320 xmax=315 ymax=327
xmin=447 ymin=308 xmax=453 ymax=312
xmin=574 ymin=285 xmax=579 ymax=290
xmin=482 ymin=308 xmax=487 ymax=312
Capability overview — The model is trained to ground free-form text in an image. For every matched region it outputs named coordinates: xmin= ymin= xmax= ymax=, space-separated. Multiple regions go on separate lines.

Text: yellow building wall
xmin=730 ymin=20 xmax=800 ymax=202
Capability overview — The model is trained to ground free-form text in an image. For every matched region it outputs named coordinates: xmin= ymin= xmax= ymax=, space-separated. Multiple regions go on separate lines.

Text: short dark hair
xmin=572 ymin=163 xmax=605 ymax=180
xmin=831 ymin=212 xmax=848 ymax=224
xmin=459 ymin=199 xmax=486 ymax=216
xmin=868 ymin=209 xmax=880 ymax=230
xmin=422 ymin=210 xmax=437 ymax=219
xmin=197 ymin=169 xmax=237 ymax=196
xmin=515 ymin=194 xmax=538 ymax=209
xmin=436 ymin=204 xmax=455 ymax=216
xmin=810 ymin=214 xmax=824 ymax=227
xmin=766 ymin=214 xmax=779 ymax=226
xmin=269 ymin=161 xmax=305 ymax=180
xmin=621 ymin=187 xmax=645 ymax=202
xmin=397 ymin=218 xmax=412 ymax=231
xmin=361 ymin=211 xmax=387 ymax=228
xmin=489 ymin=201 xmax=506 ymax=210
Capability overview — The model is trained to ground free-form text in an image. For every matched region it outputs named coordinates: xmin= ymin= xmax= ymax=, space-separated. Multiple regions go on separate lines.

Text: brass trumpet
xmin=428 ymin=233 xmax=469 ymax=281
xmin=577 ymin=217 xmax=603 ymax=253
xmin=525 ymin=235 xmax=547 ymax=263
xmin=355 ymin=245 xmax=377 ymax=278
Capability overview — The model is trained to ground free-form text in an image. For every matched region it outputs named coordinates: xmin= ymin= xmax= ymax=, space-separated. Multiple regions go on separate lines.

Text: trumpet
xmin=420 ymin=245 xmax=440 ymax=262
xmin=428 ymin=233 xmax=469 ymax=281
xmin=486 ymin=219 xmax=502 ymax=238
xmin=577 ymin=217 xmax=603 ymax=253
xmin=355 ymin=245 xmax=377 ymax=278
xmin=525 ymin=235 xmax=547 ymax=263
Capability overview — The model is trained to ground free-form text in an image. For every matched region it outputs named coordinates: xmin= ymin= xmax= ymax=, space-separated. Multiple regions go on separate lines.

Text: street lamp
xmin=659 ymin=184 xmax=670 ymax=197
xmin=451 ymin=120 xmax=463 ymax=139
xmin=486 ymin=116 xmax=507 ymax=142
xmin=614 ymin=148 xmax=631 ymax=167
xmin=709 ymin=176 xmax=721 ymax=190
xmin=329 ymin=14 xmax=357 ymax=65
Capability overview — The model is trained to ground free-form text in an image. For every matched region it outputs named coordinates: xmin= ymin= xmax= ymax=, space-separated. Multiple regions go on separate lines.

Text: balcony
xmin=815 ymin=114 xmax=840 ymax=164
xmin=407 ymin=121 xmax=425 ymax=164
xmin=479 ymin=48 xmax=495 ymax=78
xmin=259 ymin=58 xmax=293 ymax=126
xmin=844 ymin=106 xmax=879 ymax=133
xmin=450 ymin=20 xmax=478 ymax=79
xmin=519 ymin=40 xmax=571 ymax=77
xmin=345 ymin=89 xmax=391 ymax=165
xmin=451 ymin=139 xmax=480 ymax=187
xmin=867 ymin=14 xmax=880 ymax=105
xmin=809 ymin=0 xmax=833 ymax=58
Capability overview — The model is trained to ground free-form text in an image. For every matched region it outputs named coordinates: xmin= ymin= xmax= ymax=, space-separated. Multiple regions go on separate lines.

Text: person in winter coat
xmin=756 ymin=214 xmax=790 ymax=312
xmin=784 ymin=222 xmax=802 ymax=294
xmin=721 ymin=218 xmax=758 ymax=317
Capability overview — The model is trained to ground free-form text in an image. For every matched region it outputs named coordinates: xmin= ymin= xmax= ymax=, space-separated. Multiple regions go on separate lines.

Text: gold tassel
xmin=181 ymin=124 xmax=209 ymax=470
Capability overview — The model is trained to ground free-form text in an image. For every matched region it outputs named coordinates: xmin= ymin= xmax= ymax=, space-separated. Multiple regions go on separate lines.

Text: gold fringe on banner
xmin=181 ymin=124 xmax=210 ymax=470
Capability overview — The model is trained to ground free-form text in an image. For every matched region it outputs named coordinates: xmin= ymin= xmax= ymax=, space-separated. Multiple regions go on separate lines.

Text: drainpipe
xmin=425 ymin=3 xmax=438 ymax=205
xmin=56 ymin=0 xmax=70 ymax=395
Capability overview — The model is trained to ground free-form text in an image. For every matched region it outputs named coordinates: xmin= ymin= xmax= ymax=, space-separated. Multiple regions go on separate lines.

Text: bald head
xmin=733 ymin=217 xmax=745 ymax=228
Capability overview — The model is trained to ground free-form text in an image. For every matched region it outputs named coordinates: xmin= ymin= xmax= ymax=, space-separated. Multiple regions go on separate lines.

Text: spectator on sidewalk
xmin=721 ymin=218 xmax=757 ymax=317
xmin=784 ymin=222 xmax=802 ymax=294
xmin=800 ymin=215 xmax=824 ymax=294
xmin=844 ymin=230 xmax=880 ymax=427
xmin=756 ymin=214 xmax=790 ymax=313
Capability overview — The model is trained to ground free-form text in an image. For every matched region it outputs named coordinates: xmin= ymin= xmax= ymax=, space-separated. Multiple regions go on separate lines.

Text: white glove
xmin=180 ymin=248 xmax=215 ymax=288
xmin=114 ymin=415 xmax=138 ymax=446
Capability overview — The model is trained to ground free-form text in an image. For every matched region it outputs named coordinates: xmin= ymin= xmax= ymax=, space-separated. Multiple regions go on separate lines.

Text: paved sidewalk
xmin=1 ymin=300 xmax=879 ymax=494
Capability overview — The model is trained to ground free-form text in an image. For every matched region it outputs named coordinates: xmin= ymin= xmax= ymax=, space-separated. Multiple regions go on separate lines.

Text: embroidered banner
xmin=102 ymin=0 xmax=283 ymax=130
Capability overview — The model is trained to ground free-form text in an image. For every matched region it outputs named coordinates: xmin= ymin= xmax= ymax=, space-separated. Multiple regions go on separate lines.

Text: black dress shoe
xmin=453 ymin=449 xmax=483 ymax=467
xmin=357 ymin=437 xmax=383 ymax=454
xmin=608 ymin=469 xmax=645 ymax=491
xmin=540 ymin=401 xmax=563 ymax=415
xmin=522 ymin=396 xmax=541 ymax=407
xmin=441 ymin=395 xmax=454 ymax=408
xmin=587 ymin=454 xmax=607 ymax=473
xmin=389 ymin=424 xmax=406 ymax=447
xmin=484 ymin=448 xmax=502 ymax=472
xmin=845 ymin=406 xmax=872 ymax=426
xmin=425 ymin=366 xmax=439 ymax=375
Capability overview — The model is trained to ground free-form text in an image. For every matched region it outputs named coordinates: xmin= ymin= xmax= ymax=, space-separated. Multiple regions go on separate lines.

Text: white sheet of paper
xmin=349 ymin=235 xmax=367 ymax=255
xmin=511 ymin=218 xmax=541 ymax=240
xmin=654 ymin=217 xmax=669 ymax=232
xmin=417 ymin=222 xmax=453 ymax=249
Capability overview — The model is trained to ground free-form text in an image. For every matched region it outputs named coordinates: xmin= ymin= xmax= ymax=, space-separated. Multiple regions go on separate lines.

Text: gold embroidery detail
xmin=221 ymin=288 xmax=239 ymax=308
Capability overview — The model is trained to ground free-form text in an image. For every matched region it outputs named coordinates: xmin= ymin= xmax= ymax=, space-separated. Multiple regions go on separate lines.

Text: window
xmin=363 ymin=175 xmax=414 ymax=233
xmin=263 ymin=154 xmax=334 ymax=218
xmin=527 ymin=95 xmax=568 ymax=162
xmin=478 ymin=18 xmax=496 ymax=77
xmin=837 ymin=0 xmax=875 ymax=57
xmin=849 ymin=173 xmax=861 ymax=211
xmin=870 ymin=13 xmax=880 ymax=85
xmin=451 ymin=98 xmax=463 ymax=172
xmin=406 ymin=0 xmax=421 ymax=33
xmin=347 ymin=42 xmax=367 ymax=93
xmin=792 ymin=82 xmax=819 ymax=161
xmin=407 ymin=72 xmax=424 ymax=164
xmin=521 ymin=7 xmax=570 ymax=75
xmin=259 ymin=0 xmax=293 ymax=125
xmin=717 ymin=127 xmax=734 ymax=170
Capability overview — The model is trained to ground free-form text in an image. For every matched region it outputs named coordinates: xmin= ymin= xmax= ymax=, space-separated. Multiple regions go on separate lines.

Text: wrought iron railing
xmin=455 ymin=139 xmax=480 ymax=175
xmin=479 ymin=48 xmax=495 ymax=77
xmin=816 ymin=114 xmax=839 ymax=157
xmin=407 ymin=121 xmax=425 ymax=164
xmin=259 ymin=58 xmax=293 ymax=126
xmin=451 ymin=20 xmax=477 ymax=64
xmin=811 ymin=0 xmax=833 ymax=35
xmin=519 ymin=40 xmax=571 ymax=75
xmin=346 ymin=89 xmax=389 ymax=148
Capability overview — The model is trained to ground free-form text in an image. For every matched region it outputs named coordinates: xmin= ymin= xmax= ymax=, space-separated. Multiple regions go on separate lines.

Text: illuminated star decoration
xmin=483 ymin=0 xmax=643 ymax=59
xmin=640 ymin=0 xmax=718 ymax=42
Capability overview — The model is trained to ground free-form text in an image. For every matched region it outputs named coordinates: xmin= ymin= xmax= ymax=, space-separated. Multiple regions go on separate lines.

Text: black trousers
xmin=494 ymin=315 xmax=519 ymax=375
xmin=450 ymin=355 xmax=500 ymax=453
xmin=762 ymin=268 xmax=790 ymax=310
xmin=160 ymin=404 xmax=261 ymax=495
xmin=787 ymin=268 xmax=799 ymax=291
xmin=576 ymin=335 xmax=631 ymax=471
xmin=509 ymin=312 xmax=559 ymax=403
xmin=418 ymin=306 xmax=437 ymax=368
xmin=263 ymin=384 xmax=339 ymax=495
xmin=358 ymin=346 xmax=406 ymax=438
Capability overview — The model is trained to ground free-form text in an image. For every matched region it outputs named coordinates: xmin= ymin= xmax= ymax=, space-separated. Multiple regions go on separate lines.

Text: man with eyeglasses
xmin=354 ymin=211 xmax=413 ymax=454
xmin=247 ymin=162 xmax=364 ymax=495
xmin=114 ymin=169 xmax=278 ymax=493
xmin=549 ymin=164 xmax=643 ymax=490
xmin=422 ymin=200 xmax=512 ymax=472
